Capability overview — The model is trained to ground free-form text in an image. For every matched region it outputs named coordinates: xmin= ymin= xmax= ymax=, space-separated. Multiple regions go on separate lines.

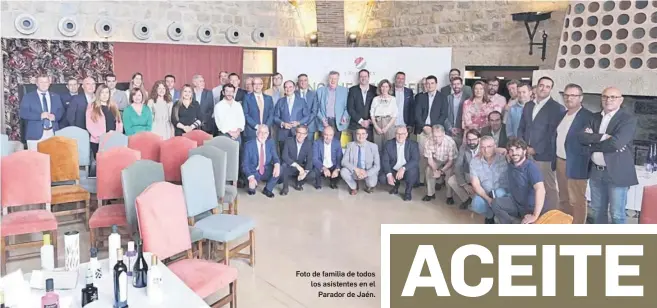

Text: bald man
xmin=578 ymin=87 xmax=638 ymax=224
xmin=66 ymin=76 xmax=97 ymax=129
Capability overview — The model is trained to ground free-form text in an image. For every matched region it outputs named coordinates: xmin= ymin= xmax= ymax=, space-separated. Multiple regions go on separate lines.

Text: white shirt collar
xmin=602 ymin=108 xmax=619 ymax=118
xmin=288 ymin=94 xmax=295 ymax=101
xmin=37 ymin=90 xmax=48 ymax=96
xmin=537 ymin=96 xmax=550 ymax=105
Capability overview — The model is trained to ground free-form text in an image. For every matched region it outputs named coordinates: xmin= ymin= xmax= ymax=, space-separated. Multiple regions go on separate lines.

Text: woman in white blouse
xmin=370 ymin=79 xmax=398 ymax=150
xmin=147 ymin=80 xmax=174 ymax=139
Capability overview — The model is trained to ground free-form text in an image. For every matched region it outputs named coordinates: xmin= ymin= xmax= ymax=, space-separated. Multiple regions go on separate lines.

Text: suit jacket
xmin=414 ymin=91 xmax=448 ymax=133
xmin=316 ymin=85 xmax=350 ymax=132
xmin=517 ymin=97 xmax=566 ymax=162
xmin=296 ymin=89 xmax=319 ymax=132
xmin=444 ymin=91 xmax=471 ymax=133
xmin=65 ymin=93 xmax=92 ymax=129
xmin=59 ymin=92 xmax=77 ymax=128
xmin=481 ymin=124 xmax=509 ymax=148
xmin=312 ymin=139 xmax=343 ymax=170
xmin=274 ymin=96 xmax=310 ymax=141
xmin=282 ymin=137 xmax=313 ymax=170
xmin=381 ymin=139 xmax=420 ymax=176
xmin=242 ymin=92 xmax=274 ymax=139
xmin=170 ymin=89 xmax=180 ymax=102
xmin=396 ymin=87 xmax=415 ymax=128
xmin=577 ymin=108 xmax=638 ymax=187
xmin=346 ymin=84 xmax=378 ymax=130
xmin=554 ymin=108 xmax=594 ymax=179
xmin=440 ymin=84 xmax=473 ymax=98
xmin=453 ymin=144 xmax=477 ymax=185
xmin=19 ymin=91 xmax=65 ymax=140
xmin=341 ymin=141 xmax=380 ymax=177
xmin=242 ymin=138 xmax=280 ymax=178
xmin=195 ymin=89 xmax=215 ymax=133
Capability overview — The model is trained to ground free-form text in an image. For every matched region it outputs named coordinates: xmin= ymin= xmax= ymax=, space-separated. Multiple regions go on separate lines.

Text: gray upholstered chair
xmin=99 ymin=131 xmax=128 ymax=153
xmin=55 ymin=126 xmax=96 ymax=193
xmin=181 ymin=155 xmax=255 ymax=266
xmin=188 ymin=145 xmax=230 ymax=212
xmin=204 ymin=136 xmax=240 ymax=214
xmin=1 ymin=134 xmax=10 ymax=157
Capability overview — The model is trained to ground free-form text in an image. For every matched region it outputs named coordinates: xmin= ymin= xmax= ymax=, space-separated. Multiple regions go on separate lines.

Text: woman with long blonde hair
xmin=85 ymin=84 xmax=123 ymax=158
xmin=171 ymin=84 xmax=203 ymax=136
xmin=147 ymin=80 xmax=174 ymax=139
xmin=122 ymin=87 xmax=153 ymax=136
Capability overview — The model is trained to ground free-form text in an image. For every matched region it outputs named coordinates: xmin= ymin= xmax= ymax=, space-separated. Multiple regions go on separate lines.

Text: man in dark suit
xmin=280 ymin=126 xmax=314 ymax=195
xmin=414 ymin=75 xmax=449 ymax=186
xmin=393 ymin=72 xmax=415 ymax=134
xmin=58 ymin=77 xmax=80 ymax=128
xmin=444 ymin=77 xmax=471 ymax=148
xmin=19 ymin=74 xmax=65 ymax=149
xmin=481 ymin=111 xmax=509 ymax=149
xmin=243 ymin=77 xmax=274 ymax=142
xmin=220 ymin=73 xmax=246 ymax=103
xmin=66 ymin=76 xmax=97 ymax=129
xmin=296 ymin=74 xmax=319 ymax=142
xmin=242 ymin=125 xmax=281 ymax=198
xmin=517 ymin=77 xmax=566 ymax=211
xmin=380 ymin=126 xmax=420 ymax=201
xmin=274 ymin=80 xmax=310 ymax=151
xmin=578 ymin=87 xmax=638 ymax=224
xmin=347 ymin=69 xmax=377 ymax=141
xmin=312 ymin=126 xmax=343 ymax=189
xmin=440 ymin=68 xmax=472 ymax=98
xmin=554 ymin=83 xmax=594 ymax=224
xmin=165 ymin=74 xmax=180 ymax=102
xmin=192 ymin=74 xmax=216 ymax=135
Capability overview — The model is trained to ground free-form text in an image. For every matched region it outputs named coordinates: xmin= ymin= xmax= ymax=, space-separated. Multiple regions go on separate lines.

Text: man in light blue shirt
xmin=506 ymin=82 xmax=532 ymax=137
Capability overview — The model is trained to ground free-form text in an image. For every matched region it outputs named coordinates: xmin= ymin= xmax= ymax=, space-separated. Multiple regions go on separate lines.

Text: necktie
xmin=301 ymin=91 xmax=305 ymax=99
xmin=256 ymin=95 xmax=264 ymax=123
xmin=357 ymin=146 xmax=363 ymax=169
xmin=41 ymin=93 xmax=51 ymax=129
xmin=258 ymin=143 xmax=265 ymax=175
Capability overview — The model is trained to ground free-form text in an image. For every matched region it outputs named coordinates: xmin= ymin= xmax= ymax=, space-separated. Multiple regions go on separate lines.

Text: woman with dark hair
xmin=171 ymin=84 xmax=203 ymax=136
xmin=369 ymin=79 xmax=398 ymax=149
xmin=147 ymin=80 xmax=174 ymax=139
xmin=122 ymin=88 xmax=153 ymax=136
xmin=86 ymin=84 xmax=123 ymax=158
xmin=461 ymin=81 xmax=504 ymax=132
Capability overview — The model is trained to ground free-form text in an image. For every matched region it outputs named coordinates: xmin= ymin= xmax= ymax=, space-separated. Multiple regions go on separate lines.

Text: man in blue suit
xmin=19 ymin=74 xmax=64 ymax=147
xmin=66 ymin=76 xmax=96 ymax=129
xmin=380 ymin=126 xmax=420 ymax=201
xmin=554 ymin=83 xmax=593 ymax=224
xmin=242 ymin=125 xmax=280 ymax=198
xmin=274 ymin=80 xmax=310 ymax=152
xmin=296 ymin=74 xmax=319 ymax=142
xmin=312 ymin=126 xmax=343 ymax=189
xmin=243 ymin=77 xmax=274 ymax=142
xmin=59 ymin=77 xmax=79 ymax=127
xmin=280 ymin=125 xmax=314 ymax=195
xmin=316 ymin=71 xmax=349 ymax=142
xmin=165 ymin=74 xmax=180 ymax=102
xmin=393 ymin=72 xmax=416 ymax=134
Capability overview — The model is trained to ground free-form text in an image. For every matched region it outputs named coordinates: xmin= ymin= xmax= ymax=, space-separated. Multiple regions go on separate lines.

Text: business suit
xmin=316 ymin=85 xmax=349 ymax=141
xmin=481 ymin=124 xmax=509 ymax=148
xmin=346 ymin=84 xmax=378 ymax=141
xmin=195 ymin=89 xmax=215 ymax=134
xmin=65 ymin=93 xmax=93 ymax=129
xmin=340 ymin=141 xmax=380 ymax=191
xmin=379 ymin=139 xmax=420 ymax=197
xmin=280 ymin=137 xmax=315 ymax=192
xmin=273 ymin=95 xmax=310 ymax=149
xmin=312 ymin=138 xmax=343 ymax=188
xmin=395 ymin=87 xmax=415 ymax=132
xmin=414 ymin=91 xmax=449 ymax=184
xmin=242 ymin=138 xmax=281 ymax=194
xmin=517 ymin=97 xmax=566 ymax=211
xmin=19 ymin=91 xmax=64 ymax=142
xmin=554 ymin=107 xmax=593 ymax=224
xmin=242 ymin=92 xmax=274 ymax=141
xmin=444 ymin=91 xmax=471 ymax=143
xmin=170 ymin=88 xmax=180 ymax=102
xmin=296 ymin=89 xmax=319 ymax=142
xmin=440 ymin=84 xmax=473 ymax=98
xmin=578 ymin=108 xmax=638 ymax=224
xmin=59 ymin=92 xmax=78 ymax=127
xmin=447 ymin=144 xmax=478 ymax=205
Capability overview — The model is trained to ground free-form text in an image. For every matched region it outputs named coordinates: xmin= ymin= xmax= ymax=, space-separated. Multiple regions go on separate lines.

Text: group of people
xmin=19 ymin=68 xmax=637 ymax=224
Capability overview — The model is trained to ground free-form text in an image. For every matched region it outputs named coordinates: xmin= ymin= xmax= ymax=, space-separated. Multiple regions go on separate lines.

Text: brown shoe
xmin=350 ymin=189 xmax=357 ymax=195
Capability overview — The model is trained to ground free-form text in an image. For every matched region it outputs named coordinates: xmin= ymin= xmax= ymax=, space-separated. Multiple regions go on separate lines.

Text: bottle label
xmin=119 ymin=272 xmax=128 ymax=301
xmin=44 ymin=304 xmax=58 ymax=308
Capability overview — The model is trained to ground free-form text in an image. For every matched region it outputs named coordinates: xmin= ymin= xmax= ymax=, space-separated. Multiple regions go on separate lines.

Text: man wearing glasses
xmin=380 ymin=126 xmax=420 ymax=201
xmin=578 ymin=87 xmax=638 ymax=224
xmin=554 ymin=84 xmax=593 ymax=224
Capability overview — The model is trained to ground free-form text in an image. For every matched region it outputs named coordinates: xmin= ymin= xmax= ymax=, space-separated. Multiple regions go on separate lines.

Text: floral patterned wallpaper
xmin=2 ymin=39 xmax=114 ymax=140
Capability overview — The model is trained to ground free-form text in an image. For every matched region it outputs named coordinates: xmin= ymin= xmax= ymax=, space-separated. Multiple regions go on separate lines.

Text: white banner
xmin=276 ymin=47 xmax=452 ymax=92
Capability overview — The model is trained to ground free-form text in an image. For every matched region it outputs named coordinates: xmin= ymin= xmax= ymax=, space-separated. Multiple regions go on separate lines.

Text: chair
xmin=136 ymin=182 xmax=237 ymax=307
xmin=160 ymin=137 xmax=197 ymax=183
xmin=183 ymin=130 xmax=213 ymax=147
xmin=182 ymin=155 xmax=255 ymax=266
xmin=55 ymin=127 xmax=95 ymax=193
xmin=37 ymin=136 xmax=91 ymax=228
xmin=1 ymin=134 xmax=10 ymax=156
xmin=99 ymin=131 xmax=128 ymax=153
xmin=204 ymin=136 xmax=240 ymax=214
xmin=128 ymin=132 xmax=162 ymax=162
xmin=535 ymin=210 xmax=573 ymax=224
xmin=1 ymin=151 xmax=58 ymax=275
xmin=640 ymin=184 xmax=657 ymax=224
xmin=189 ymin=145 xmax=237 ymax=214
xmin=89 ymin=148 xmax=140 ymax=248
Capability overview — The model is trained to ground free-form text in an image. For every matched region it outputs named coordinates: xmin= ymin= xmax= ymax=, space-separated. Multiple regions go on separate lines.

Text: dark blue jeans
xmin=589 ymin=167 xmax=628 ymax=224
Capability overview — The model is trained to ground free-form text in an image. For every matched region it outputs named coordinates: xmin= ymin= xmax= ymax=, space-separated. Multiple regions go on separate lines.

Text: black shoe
xmin=485 ymin=217 xmax=495 ymax=224
xmin=314 ymin=185 xmax=322 ymax=190
xmin=247 ymin=189 xmax=256 ymax=196
xmin=446 ymin=197 xmax=454 ymax=205
xmin=459 ymin=198 xmax=472 ymax=210
xmin=389 ymin=187 xmax=399 ymax=195
xmin=330 ymin=182 xmax=338 ymax=189
xmin=402 ymin=194 xmax=412 ymax=201
xmin=262 ymin=189 xmax=275 ymax=198
xmin=293 ymin=183 xmax=304 ymax=191
xmin=280 ymin=187 xmax=289 ymax=196
xmin=422 ymin=195 xmax=435 ymax=202
xmin=364 ymin=187 xmax=374 ymax=193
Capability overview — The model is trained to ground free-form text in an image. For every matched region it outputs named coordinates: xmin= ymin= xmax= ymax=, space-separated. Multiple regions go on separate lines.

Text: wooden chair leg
xmin=249 ymin=229 xmax=255 ymax=267
xmin=197 ymin=240 xmax=203 ymax=259
xmin=223 ymin=241 xmax=230 ymax=265
xmin=84 ymin=199 xmax=90 ymax=231
xmin=1 ymin=236 xmax=6 ymax=276
xmin=231 ymin=280 xmax=237 ymax=308
xmin=51 ymin=230 xmax=58 ymax=268
xmin=89 ymin=228 xmax=96 ymax=250
xmin=233 ymin=196 xmax=239 ymax=215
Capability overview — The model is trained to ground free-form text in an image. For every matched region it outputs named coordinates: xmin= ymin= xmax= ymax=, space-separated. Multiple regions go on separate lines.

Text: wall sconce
xmin=511 ymin=11 xmax=552 ymax=61
xmin=347 ymin=32 xmax=358 ymax=46
xmin=308 ymin=32 xmax=318 ymax=46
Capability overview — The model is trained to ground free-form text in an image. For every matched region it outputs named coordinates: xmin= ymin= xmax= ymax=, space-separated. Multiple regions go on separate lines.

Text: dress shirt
xmin=287 ymin=94 xmax=295 ymax=115
xmin=85 ymin=93 xmax=95 ymax=104
xmin=556 ymin=107 xmax=581 ymax=159
xmin=503 ymin=98 xmax=518 ymax=124
xmin=323 ymin=142 xmax=333 ymax=168
xmin=327 ymin=87 xmax=336 ymax=118
xmin=254 ymin=92 xmax=265 ymax=128
xmin=452 ymin=92 xmax=463 ymax=127
xmin=296 ymin=141 xmax=303 ymax=159
xmin=491 ymin=129 xmax=501 ymax=146
xmin=248 ymin=140 xmax=266 ymax=180
xmin=591 ymin=108 xmax=619 ymax=166
xmin=194 ymin=90 xmax=203 ymax=104
xmin=37 ymin=91 xmax=52 ymax=114
xmin=360 ymin=86 xmax=368 ymax=105
xmin=395 ymin=88 xmax=406 ymax=126
xmin=299 ymin=89 xmax=307 ymax=99
xmin=532 ymin=96 xmax=551 ymax=120
xmin=212 ymin=85 xmax=223 ymax=103
xmin=214 ymin=99 xmax=245 ymax=133
xmin=424 ymin=135 xmax=457 ymax=162
xmin=357 ymin=144 xmax=366 ymax=168
xmin=469 ymin=153 xmax=509 ymax=192
xmin=392 ymin=142 xmax=407 ymax=171
xmin=271 ymin=88 xmax=282 ymax=105
xmin=426 ymin=91 xmax=436 ymax=125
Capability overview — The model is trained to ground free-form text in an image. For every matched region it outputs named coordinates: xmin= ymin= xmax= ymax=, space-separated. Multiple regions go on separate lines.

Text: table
xmin=585 ymin=166 xmax=657 ymax=212
xmin=24 ymin=258 xmax=209 ymax=308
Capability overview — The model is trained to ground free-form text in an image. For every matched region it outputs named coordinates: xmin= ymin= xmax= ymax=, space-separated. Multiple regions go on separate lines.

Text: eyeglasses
xmin=601 ymin=95 xmax=622 ymax=101
xmin=562 ymin=94 xmax=582 ymax=99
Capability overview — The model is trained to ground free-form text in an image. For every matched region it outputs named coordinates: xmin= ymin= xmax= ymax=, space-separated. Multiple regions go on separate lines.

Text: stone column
xmin=315 ymin=0 xmax=346 ymax=47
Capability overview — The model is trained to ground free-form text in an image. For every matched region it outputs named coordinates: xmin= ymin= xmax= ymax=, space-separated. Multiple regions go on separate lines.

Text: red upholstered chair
xmin=128 ymin=132 xmax=162 ymax=162
xmin=136 ymin=182 xmax=237 ymax=306
xmin=89 ymin=148 xmax=141 ymax=247
xmin=1 ymin=151 xmax=58 ymax=275
xmin=160 ymin=137 xmax=197 ymax=182
xmin=640 ymin=184 xmax=657 ymax=224
xmin=183 ymin=130 xmax=213 ymax=147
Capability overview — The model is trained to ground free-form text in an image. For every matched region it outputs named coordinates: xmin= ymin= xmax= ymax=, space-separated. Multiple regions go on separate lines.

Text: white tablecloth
xmin=585 ymin=166 xmax=657 ymax=212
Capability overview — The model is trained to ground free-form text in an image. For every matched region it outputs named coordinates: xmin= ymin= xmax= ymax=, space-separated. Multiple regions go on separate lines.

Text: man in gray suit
xmin=105 ymin=74 xmax=129 ymax=111
xmin=444 ymin=77 xmax=471 ymax=148
xmin=447 ymin=129 xmax=481 ymax=209
xmin=440 ymin=68 xmax=472 ymax=98
xmin=341 ymin=127 xmax=380 ymax=195
xmin=296 ymin=74 xmax=319 ymax=142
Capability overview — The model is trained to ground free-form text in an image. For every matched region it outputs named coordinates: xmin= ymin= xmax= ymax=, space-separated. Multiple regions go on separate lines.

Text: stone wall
xmin=359 ymin=0 xmax=569 ymax=70
xmin=1 ymin=0 xmax=307 ymax=47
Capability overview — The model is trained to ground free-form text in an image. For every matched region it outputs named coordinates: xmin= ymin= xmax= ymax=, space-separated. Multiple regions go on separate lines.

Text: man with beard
xmin=486 ymin=78 xmax=507 ymax=108
xmin=481 ymin=111 xmax=508 ymax=149
xmin=393 ymin=72 xmax=415 ymax=134
xmin=492 ymin=138 xmax=548 ymax=224
xmin=440 ymin=68 xmax=472 ymax=98
xmin=444 ymin=76 xmax=471 ymax=148
xmin=469 ymin=136 xmax=510 ymax=224
xmin=447 ymin=129 xmax=481 ymax=210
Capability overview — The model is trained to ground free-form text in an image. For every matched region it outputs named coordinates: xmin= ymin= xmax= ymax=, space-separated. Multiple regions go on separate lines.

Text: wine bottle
xmin=132 ymin=240 xmax=148 ymax=288
xmin=124 ymin=241 xmax=136 ymax=277
xmin=41 ymin=278 xmax=59 ymax=308
xmin=81 ymin=266 xmax=99 ymax=306
xmin=108 ymin=225 xmax=121 ymax=272
xmin=147 ymin=254 xmax=163 ymax=305
xmin=113 ymin=248 xmax=129 ymax=308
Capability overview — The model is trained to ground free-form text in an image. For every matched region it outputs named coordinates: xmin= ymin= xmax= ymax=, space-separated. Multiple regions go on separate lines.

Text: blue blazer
xmin=281 ymin=137 xmax=313 ymax=170
xmin=517 ymin=98 xmax=566 ymax=162
xmin=66 ymin=94 xmax=91 ymax=129
xmin=312 ymin=139 xmax=343 ymax=170
xmin=242 ymin=138 xmax=280 ymax=178
xmin=273 ymin=96 xmax=310 ymax=141
xmin=316 ymin=86 xmax=349 ymax=132
xmin=170 ymin=89 xmax=180 ymax=102
xmin=552 ymin=108 xmax=594 ymax=179
xmin=19 ymin=91 xmax=65 ymax=140
xmin=295 ymin=89 xmax=319 ymax=132
xmin=242 ymin=92 xmax=274 ymax=139
xmin=381 ymin=139 xmax=420 ymax=175
xmin=398 ymin=87 xmax=415 ymax=127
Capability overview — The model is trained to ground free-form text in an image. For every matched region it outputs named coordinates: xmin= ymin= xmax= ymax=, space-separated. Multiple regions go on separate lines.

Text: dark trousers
xmin=491 ymin=196 xmax=549 ymax=224
xmin=313 ymin=166 xmax=340 ymax=188
xmin=281 ymin=164 xmax=315 ymax=189
xmin=252 ymin=165 xmax=279 ymax=192
xmin=90 ymin=142 xmax=99 ymax=160
xmin=378 ymin=167 xmax=419 ymax=195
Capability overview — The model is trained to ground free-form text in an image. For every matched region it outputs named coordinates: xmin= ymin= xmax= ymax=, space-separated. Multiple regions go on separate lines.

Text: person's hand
xmin=450 ymin=127 xmax=460 ymax=135
xmin=584 ymin=127 xmax=593 ymax=134
xmin=527 ymin=147 xmax=536 ymax=155
xmin=486 ymin=197 xmax=493 ymax=206
xmin=273 ymin=164 xmax=281 ymax=177
xmin=48 ymin=114 xmax=55 ymax=121
xmin=355 ymin=168 xmax=366 ymax=179
xmin=284 ymin=123 xmax=292 ymax=129
xmin=434 ymin=169 xmax=443 ymax=178
xmin=41 ymin=112 xmax=49 ymax=119
xmin=323 ymin=167 xmax=331 ymax=178
xmin=375 ymin=127 xmax=383 ymax=135
xmin=291 ymin=121 xmax=300 ymax=127
xmin=395 ymin=167 xmax=405 ymax=181
xmin=183 ymin=126 xmax=192 ymax=133
xmin=331 ymin=168 xmax=340 ymax=178
xmin=601 ymin=134 xmax=611 ymax=141
xmin=298 ymin=170 xmax=307 ymax=181
xmin=296 ymin=165 xmax=304 ymax=174
xmin=248 ymin=177 xmax=258 ymax=189
xmin=463 ymin=184 xmax=474 ymax=195
xmin=522 ymin=214 xmax=538 ymax=224
xmin=423 ymin=126 xmax=432 ymax=135
xmin=387 ymin=174 xmax=396 ymax=186
xmin=341 ymin=116 xmax=348 ymax=124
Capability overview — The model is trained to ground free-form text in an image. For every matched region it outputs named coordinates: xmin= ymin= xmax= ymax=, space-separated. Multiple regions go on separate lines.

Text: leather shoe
xmin=422 ymin=195 xmax=435 ymax=202
xmin=262 ymin=189 xmax=275 ymax=198
xmin=364 ymin=187 xmax=374 ymax=193
xmin=294 ymin=183 xmax=304 ymax=191
xmin=247 ymin=189 xmax=256 ymax=196
xmin=485 ymin=217 xmax=495 ymax=224
xmin=402 ymin=194 xmax=412 ymax=201
xmin=350 ymin=189 xmax=357 ymax=195
xmin=280 ymin=187 xmax=289 ymax=196
xmin=330 ymin=183 xmax=338 ymax=189
xmin=459 ymin=198 xmax=472 ymax=210
xmin=314 ymin=185 xmax=322 ymax=190
xmin=446 ymin=197 xmax=454 ymax=205
xmin=389 ymin=187 xmax=398 ymax=195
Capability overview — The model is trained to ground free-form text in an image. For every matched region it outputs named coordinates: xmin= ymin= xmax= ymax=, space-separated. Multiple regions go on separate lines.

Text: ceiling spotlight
xmin=347 ymin=32 xmax=358 ymax=46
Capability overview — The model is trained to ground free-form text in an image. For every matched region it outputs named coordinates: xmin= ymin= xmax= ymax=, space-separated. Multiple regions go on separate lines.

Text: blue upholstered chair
xmin=99 ymin=131 xmax=128 ymax=153
xmin=56 ymin=126 xmax=96 ymax=193
xmin=204 ymin=136 xmax=240 ymax=214
xmin=1 ymin=134 xmax=10 ymax=157
xmin=188 ymin=145 xmax=230 ymax=213
xmin=181 ymin=155 xmax=255 ymax=266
